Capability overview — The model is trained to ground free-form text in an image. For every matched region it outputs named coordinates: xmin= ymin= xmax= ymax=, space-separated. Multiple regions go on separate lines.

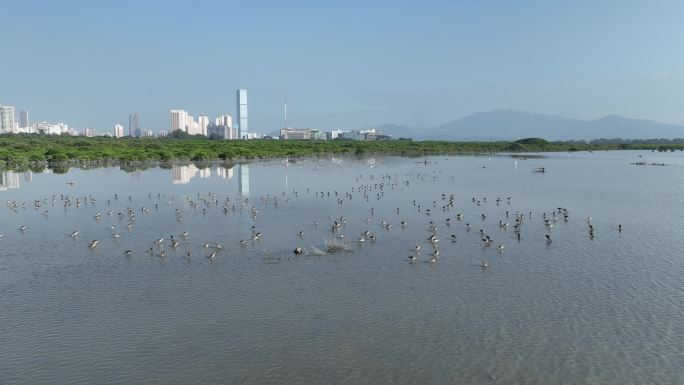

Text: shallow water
xmin=1 ymin=151 xmax=683 ymax=385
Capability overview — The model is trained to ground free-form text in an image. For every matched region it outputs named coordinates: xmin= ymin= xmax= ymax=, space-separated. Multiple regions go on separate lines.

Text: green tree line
xmin=1 ymin=133 xmax=682 ymax=172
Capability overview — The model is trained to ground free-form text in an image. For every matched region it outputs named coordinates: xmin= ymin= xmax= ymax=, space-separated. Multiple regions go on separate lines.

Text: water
xmin=1 ymin=151 xmax=683 ymax=385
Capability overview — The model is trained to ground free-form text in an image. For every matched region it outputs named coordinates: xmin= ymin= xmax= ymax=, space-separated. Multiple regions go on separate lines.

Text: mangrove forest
xmin=1 ymin=133 xmax=683 ymax=172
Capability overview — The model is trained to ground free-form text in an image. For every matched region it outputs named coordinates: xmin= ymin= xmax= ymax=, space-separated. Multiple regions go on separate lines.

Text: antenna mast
xmin=283 ymin=89 xmax=288 ymax=129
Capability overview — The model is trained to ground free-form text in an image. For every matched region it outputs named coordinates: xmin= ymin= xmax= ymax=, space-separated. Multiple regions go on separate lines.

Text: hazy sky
xmin=2 ymin=0 xmax=684 ymax=132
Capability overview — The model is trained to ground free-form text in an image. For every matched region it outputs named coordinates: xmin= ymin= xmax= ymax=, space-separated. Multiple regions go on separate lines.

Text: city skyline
xmin=2 ymin=1 xmax=684 ymax=132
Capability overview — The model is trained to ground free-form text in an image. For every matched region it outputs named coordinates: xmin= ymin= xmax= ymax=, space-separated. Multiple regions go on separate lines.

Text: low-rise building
xmin=280 ymin=128 xmax=311 ymax=140
xmin=280 ymin=128 xmax=327 ymax=140
xmin=337 ymin=128 xmax=384 ymax=141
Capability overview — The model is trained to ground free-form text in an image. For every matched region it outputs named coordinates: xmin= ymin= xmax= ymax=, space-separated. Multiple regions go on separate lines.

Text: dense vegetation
xmin=1 ymin=133 xmax=683 ymax=172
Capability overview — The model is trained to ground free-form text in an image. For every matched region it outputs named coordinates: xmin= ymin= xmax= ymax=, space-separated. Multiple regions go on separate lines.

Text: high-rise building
xmin=114 ymin=124 xmax=124 ymax=138
xmin=207 ymin=115 xmax=233 ymax=139
xmin=236 ymin=89 xmax=248 ymax=139
xmin=170 ymin=110 xmax=188 ymax=132
xmin=129 ymin=113 xmax=140 ymax=137
xmin=216 ymin=115 xmax=233 ymax=127
xmin=20 ymin=110 xmax=29 ymax=128
xmin=35 ymin=122 xmax=69 ymax=135
xmin=0 ymin=105 xmax=16 ymax=133
xmin=198 ymin=115 xmax=209 ymax=136
xmin=186 ymin=114 xmax=198 ymax=135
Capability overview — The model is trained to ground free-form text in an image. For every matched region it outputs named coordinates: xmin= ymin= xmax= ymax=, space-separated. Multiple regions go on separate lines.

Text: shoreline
xmin=1 ymin=134 xmax=683 ymax=172
xmin=0 ymin=149 xmax=677 ymax=175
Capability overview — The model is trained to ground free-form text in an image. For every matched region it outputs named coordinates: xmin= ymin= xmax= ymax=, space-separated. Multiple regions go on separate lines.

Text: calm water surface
xmin=1 ymin=151 xmax=683 ymax=385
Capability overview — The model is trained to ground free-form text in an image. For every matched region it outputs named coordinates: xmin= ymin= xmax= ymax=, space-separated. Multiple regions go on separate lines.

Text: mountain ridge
xmin=376 ymin=110 xmax=684 ymax=140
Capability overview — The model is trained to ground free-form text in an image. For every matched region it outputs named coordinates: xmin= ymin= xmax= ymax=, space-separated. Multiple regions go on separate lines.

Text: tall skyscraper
xmin=236 ymin=89 xmax=248 ymax=139
xmin=0 ymin=105 xmax=16 ymax=133
xmin=129 ymin=113 xmax=140 ymax=137
xmin=20 ymin=110 xmax=29 ymax=128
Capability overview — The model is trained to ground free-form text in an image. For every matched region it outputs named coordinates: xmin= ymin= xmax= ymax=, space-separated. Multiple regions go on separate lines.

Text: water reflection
xmin=238 ymin=164 xmax=250 ymax=197
xmin=1 ymin=152 xmax=684 ymax=385
xmin=172 ymin=164 xmax=211 ymax=184
xmin=216 ymin=165 xmax=234 ymax=179
xmin=171 ymin=164 xmax=240 ymax=185
xmin=0 ymin=170 xmax=33 ymax=191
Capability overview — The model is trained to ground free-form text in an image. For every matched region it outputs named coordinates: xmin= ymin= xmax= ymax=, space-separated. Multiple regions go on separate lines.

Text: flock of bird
xmin=2 ymin=163 xmax=624 ymax=269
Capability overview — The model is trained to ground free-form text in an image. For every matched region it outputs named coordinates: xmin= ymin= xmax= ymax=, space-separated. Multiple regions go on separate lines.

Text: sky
xmin=2 ymin=0 xmax=684 ymax=133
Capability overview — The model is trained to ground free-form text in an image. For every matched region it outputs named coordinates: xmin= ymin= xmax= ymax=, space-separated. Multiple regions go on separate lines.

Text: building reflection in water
xmin=172 ymin=164 xmax=211 ymax=185
xmin=216 ymin=165 xmax=234 ymax=179
xmin=0 ymin=171 xmax=32 ymax=191
xmin=238 ymin=164 xmax=249 ymax=197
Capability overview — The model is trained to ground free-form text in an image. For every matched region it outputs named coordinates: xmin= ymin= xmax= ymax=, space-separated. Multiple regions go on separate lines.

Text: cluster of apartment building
xmin=3 ymin=89 xmax=392 ymax=141
xmin=1 ymin=105 xmax=76 ymax=135
xmin=169 ymin=89 xmax=251 ymax=140
xmin=170 ymin=110 xmax=239 ymax=139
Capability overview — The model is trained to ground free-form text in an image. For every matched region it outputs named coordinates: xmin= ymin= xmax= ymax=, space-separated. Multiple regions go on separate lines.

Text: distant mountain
xmin=378 ymin=110 xmax=684 ymax=140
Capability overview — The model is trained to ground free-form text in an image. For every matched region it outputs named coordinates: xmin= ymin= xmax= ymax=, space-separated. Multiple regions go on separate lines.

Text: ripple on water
xmin=1 ymin=153 xmax=684 ymax=384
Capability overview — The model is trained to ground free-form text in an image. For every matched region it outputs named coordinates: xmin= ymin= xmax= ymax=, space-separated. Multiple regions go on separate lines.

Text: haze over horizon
xmin=2 ymin=0 xmax=684 ymax=132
